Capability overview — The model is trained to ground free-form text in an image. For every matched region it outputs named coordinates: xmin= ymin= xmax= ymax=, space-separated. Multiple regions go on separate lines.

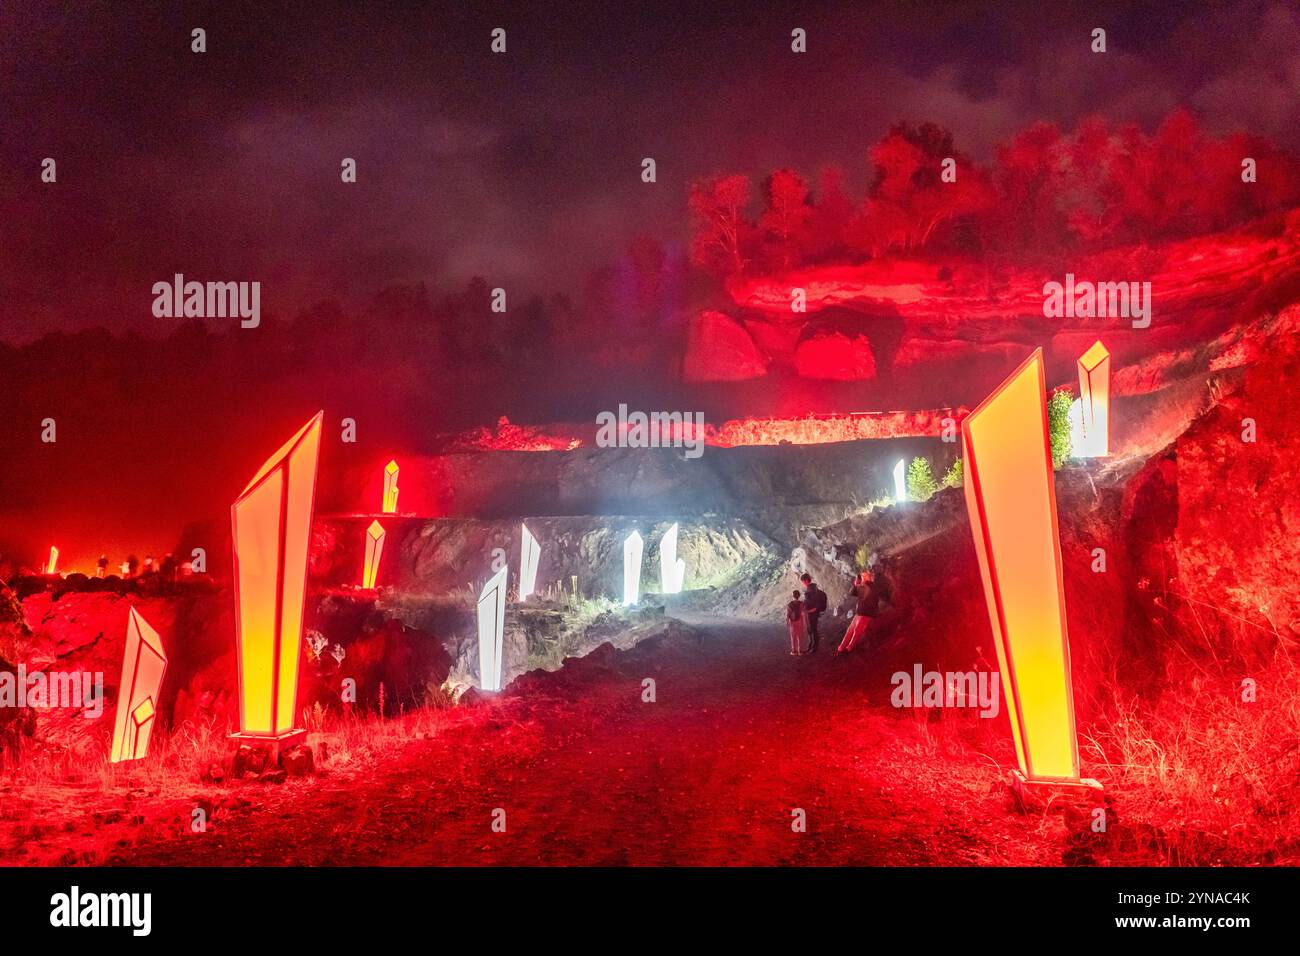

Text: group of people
xmin=786 ymin=573 xmax=828 ymax=655
xmin=784 ymin=560 xmax=896 ymax=657
xmin=94 ymin=553 xmax=177 ymax=581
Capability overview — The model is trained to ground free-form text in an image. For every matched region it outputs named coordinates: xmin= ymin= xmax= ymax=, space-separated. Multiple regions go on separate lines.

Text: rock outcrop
xmin=682 ymin=310 xmax=768 ymax=381
xmin=793 ymin=329 xmax=878 ymax=380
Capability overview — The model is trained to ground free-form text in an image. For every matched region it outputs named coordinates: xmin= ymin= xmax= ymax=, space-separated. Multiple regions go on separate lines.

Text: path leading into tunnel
xmin=108 ymin=615 xmax=1021 ymax=866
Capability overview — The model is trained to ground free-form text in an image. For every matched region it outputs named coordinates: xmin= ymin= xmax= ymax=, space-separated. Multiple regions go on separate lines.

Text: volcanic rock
xmin=233 ymin=744 xmax=269 ymax=779
xmin=282 ymin=745 xmax=315 ymax=777
xmin=793 ymin=329 xmax=877 ymax=380
xmin=683 ymin=310 xmax=768 ymax=381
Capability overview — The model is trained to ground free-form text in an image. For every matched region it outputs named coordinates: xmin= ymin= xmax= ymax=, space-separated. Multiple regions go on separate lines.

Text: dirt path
xmin=74 ymin=615 xmax=1042 ymax=866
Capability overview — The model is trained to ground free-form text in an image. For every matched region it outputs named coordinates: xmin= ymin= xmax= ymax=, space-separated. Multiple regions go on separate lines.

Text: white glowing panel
xmin=110 ymin=607 xmax=168 ymax=763
xmin=477 ymin=566 xmax=507 ymax=692
xmin=1067 ymin=398 xmax=1086 ymax=459
xmin=659 ymin=523 xmax=685 ymax=594
xmin=519 ymin=523 xmax=540 ymax=601
xmin=893 ymin=460 xmax=906 ymax=502
xmin=1077 ymin=341 xmax=1111 ymax=458
xmin=623 ymin=531 xmax=644 ymax=606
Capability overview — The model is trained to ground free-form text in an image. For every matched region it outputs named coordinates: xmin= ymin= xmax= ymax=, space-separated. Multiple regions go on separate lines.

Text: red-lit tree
xmin=805 ymin=165 xmax=853 ymax=264
xmin=757 ymin=168 xmax=813 ymax=271
xmin=685 ymin=111 xmax=1300 ymax=277
xmin=688 ymin=174 xmax=755 ymax=277
xmin=990 ymin=121 xmax=1071 ymax=257
xmin=853 ymin=123 xmax=993 ymax=256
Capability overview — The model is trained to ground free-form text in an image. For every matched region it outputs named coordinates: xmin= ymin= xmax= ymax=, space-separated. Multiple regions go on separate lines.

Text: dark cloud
xmin=2 ymin=0 xmax=1298 ymax=340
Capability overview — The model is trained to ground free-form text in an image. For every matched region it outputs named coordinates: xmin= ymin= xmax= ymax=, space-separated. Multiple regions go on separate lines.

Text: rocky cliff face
xmin=311 ymin=514 xmax=778 ymax=601
xmin=687 ymin=226 xmax=1300 ymax=395
xmin=1167 ymin=334 xmax=1300 ymax=651
xmin=0 ymin=583 xmax=455 ymax=765
xmin=323 ymin=439 xmax=954 ymax=550
xmin=792 ymin=310 xmax=1300 ymax=725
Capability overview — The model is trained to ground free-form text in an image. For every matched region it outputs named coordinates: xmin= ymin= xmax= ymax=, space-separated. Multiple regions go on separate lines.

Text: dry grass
xmin=302 ymin=693 xmax=454 ymax=772
xmin=0 ymin=694 xmax=466 ymax=864
xmin=5 ymin=688 xmax=460 ymax=796
xmin=1080 ymin=649 xmax=1300 ymax=864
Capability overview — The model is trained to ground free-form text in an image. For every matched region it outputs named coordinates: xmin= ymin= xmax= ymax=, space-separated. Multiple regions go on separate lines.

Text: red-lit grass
xmin=1081 ymin=650 xmax=1300 ymax=865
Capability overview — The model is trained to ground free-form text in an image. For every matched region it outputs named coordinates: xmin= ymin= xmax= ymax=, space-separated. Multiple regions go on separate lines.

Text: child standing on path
xmin=786 ymin=589 xmax=807 ymax=655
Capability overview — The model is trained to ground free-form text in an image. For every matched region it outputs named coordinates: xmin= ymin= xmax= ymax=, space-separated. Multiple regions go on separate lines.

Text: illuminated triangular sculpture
xmin=659 ymin=523 xmax=685 ymax=594
xmin=110 ymin=607 xmax=167 ymax=763
xmin=893 ymin=460 xmax=907 ymax=502
xmin=362 ymin=520 xmax=385 ymax=589
xmin=382 ymin=459 xmax=400 ymax=514
xmin=46 ymin=546 xmax=58 ymax=575
xmin=962 ymin=350 xmax=1084 ymax=786
xmin=623 ymin=531 xmax=643 ymax=606
xmin=519 ymin=523 xmax=540 ymax=601
xmin=477 ymin=566 xmax=507 ymax=691
xmin=1076 ymin=341 xmax=1110 ymax=458
xmin=231 ymin=411 xmax=323 ymax=741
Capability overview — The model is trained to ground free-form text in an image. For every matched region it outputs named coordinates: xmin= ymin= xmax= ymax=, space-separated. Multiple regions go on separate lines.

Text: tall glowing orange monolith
xmin=110 ymin=607 xmax=168 ymax=762
xmin=362 ymin=520 xmax=385 ymax=589
xmin=962 ymin=351 xmax=1080 ymax=784
xmin=232 ymin=411 xmax=323 ymax=741
xmin=46 ymin=546 xmax=58 ymax=575
xmin=1077 ymin=341 xmax=1110 ymax=457
xmin=382 ymin=459 xmax=399 ymax=514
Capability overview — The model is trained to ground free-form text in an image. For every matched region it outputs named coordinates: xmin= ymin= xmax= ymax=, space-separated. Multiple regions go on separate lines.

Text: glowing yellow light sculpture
xmin=962 ymin=350 xmax=1080 ymax=784
xmin=382 ymin=459 xmax=400 ymax=514
xmin=623 ymin=531 xmax=643 ymax=606
xmin=110 ymin=607 xmax=168 ymax=763
xmin=477 ymin=566 xmax=507 ymax=691
xmin=1077 ymin=341 xmax=1110 ymax=458
xmin=519 ymin=523 xmax=540 ymax=601
xmin=46 ymin=547 xmax=59 ymax=575
xmin=232 ymin=411 xmax=323 ymax=740
xmin=660 ymin=523 xmax=685 ymax=594
xmin=362 ymin=520 xmax=385 ymax=589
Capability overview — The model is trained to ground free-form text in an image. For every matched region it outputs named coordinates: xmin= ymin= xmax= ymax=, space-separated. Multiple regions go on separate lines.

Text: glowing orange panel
xmin=1077 ymin=340 xmax=1110 ymax=457
xmin=110 ymin=607 xmax=168 ymax=762
xmin=232 ymin=411 xmax=323 ymax=738
xmin=362 ymin=520 xmax=385 ymax=589
xmin=382 ymin=459 xmax=399 ymax=514
xmin=962 ymin=350 xmax=1080 ymax=783
xmin=46 ymin=546 xmax=59 ymax=575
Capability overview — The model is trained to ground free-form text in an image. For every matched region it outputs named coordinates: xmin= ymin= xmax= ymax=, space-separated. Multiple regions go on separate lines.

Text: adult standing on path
xmin=800 ymin=573 xmax=827 ymax=653
xmin=838 ymin=568 xmax=879 ymax=655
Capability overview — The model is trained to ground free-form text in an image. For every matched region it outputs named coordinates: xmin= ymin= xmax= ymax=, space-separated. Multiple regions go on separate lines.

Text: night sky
xmin=3 ymin=0 xmax=1299 ymax=341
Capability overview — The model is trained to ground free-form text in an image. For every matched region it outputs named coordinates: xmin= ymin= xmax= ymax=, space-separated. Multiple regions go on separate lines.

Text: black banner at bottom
xmin=0 ymin=865 xmax=1286 ymax=942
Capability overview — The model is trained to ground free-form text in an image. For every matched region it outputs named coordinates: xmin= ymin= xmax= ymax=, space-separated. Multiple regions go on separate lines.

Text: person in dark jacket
xmin=800 ymin=573 xmax=827 ymax=652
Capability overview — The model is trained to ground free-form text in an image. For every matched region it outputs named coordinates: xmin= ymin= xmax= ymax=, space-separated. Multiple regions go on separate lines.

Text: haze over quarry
xmin=4 ymin=0 xmax=1300 ymax=339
